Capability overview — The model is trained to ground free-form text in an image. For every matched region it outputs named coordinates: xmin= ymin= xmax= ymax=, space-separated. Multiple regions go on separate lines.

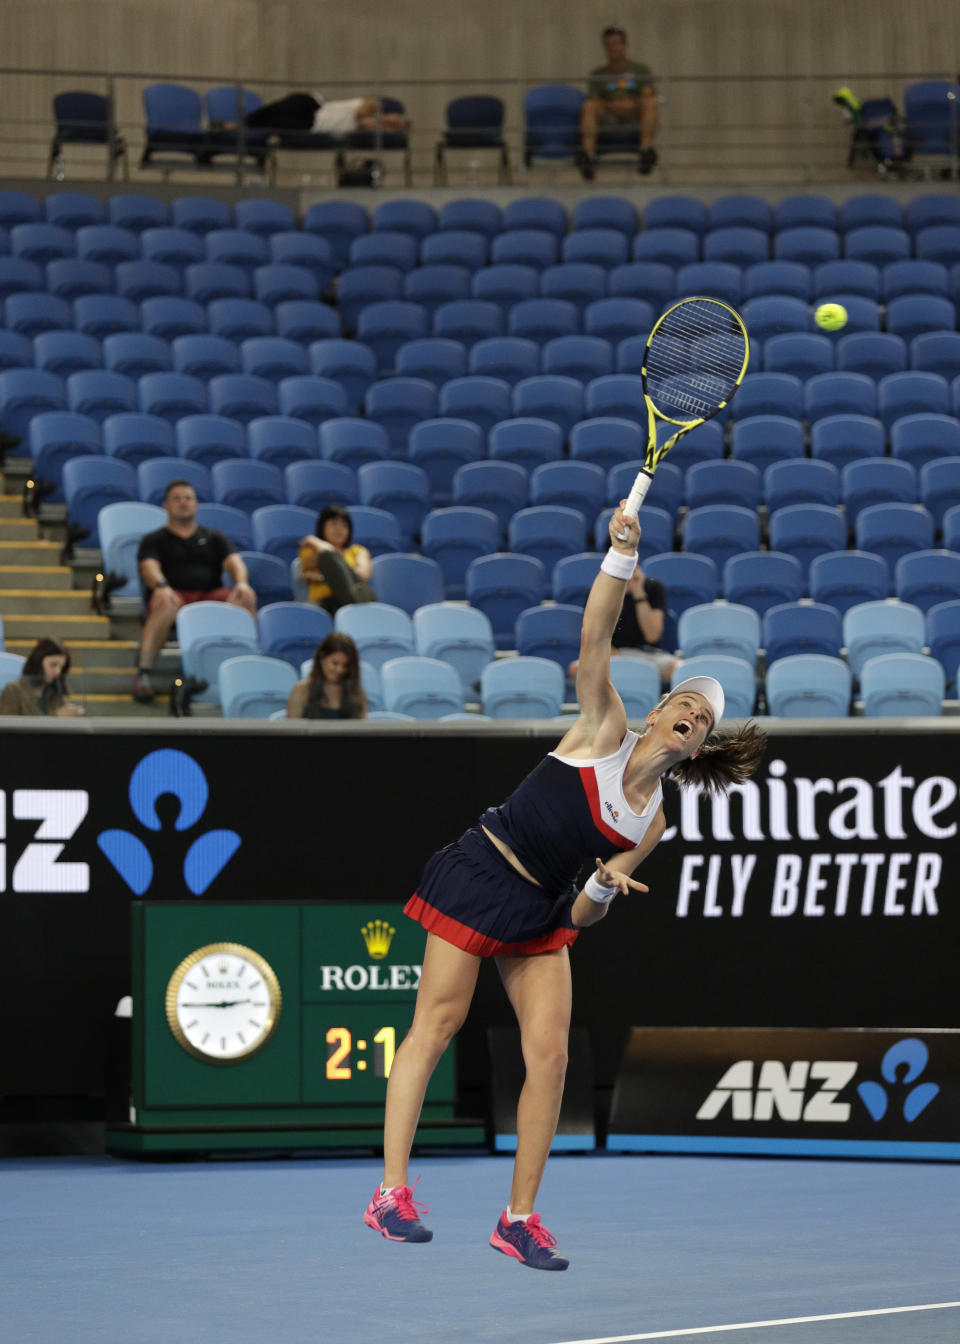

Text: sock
xmin=380 ymin=1185 xmax=395 ymax=1198
xmin=505 ymin=1206 xmax=530 ymax=1222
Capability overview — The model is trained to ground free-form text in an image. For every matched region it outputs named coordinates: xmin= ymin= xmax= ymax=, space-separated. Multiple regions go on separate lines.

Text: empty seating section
xmin=7 ymin=187 xmax=960 ymax=716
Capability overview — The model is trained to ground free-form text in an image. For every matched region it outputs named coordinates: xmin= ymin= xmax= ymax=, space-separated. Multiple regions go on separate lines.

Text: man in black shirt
xmin=132 ymin=480 xmax=257 ymax=703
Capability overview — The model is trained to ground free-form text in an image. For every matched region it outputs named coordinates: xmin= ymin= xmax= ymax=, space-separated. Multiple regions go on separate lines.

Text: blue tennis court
xmin=3 ymin=1152 xmax=957 ymax=1343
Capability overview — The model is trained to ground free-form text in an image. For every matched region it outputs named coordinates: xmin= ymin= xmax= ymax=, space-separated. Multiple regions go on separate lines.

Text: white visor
xmin=668 ymin=675 xmax=724 ymax=727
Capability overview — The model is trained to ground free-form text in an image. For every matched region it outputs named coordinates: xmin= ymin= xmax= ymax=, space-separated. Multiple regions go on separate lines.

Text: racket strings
xmin=645 ymin=299 xmax=746 ymax=421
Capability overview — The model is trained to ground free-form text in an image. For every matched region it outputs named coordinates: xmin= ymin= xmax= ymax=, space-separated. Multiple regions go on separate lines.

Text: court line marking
xmin=547 ymin=1300 xmax=960 ymax=1343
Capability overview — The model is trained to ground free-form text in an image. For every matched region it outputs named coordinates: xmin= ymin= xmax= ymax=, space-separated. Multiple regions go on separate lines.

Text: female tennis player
xmin=364 ymin=501 xmax=766 ymax=1270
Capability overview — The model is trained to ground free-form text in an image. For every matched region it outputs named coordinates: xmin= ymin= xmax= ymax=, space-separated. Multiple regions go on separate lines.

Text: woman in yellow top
xmin=298 ymin=505 xmax=375 ymax=614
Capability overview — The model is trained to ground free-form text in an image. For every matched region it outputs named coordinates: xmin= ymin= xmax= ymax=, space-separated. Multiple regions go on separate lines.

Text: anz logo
xmin=0 ymin=750 xmax=239 ymax=896
xmin=697 ymin=1038 xmax=939 ymax=1126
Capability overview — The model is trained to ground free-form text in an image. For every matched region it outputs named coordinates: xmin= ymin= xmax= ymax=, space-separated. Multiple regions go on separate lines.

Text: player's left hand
xmin=594 ymin=857 xmax=648 ymax=897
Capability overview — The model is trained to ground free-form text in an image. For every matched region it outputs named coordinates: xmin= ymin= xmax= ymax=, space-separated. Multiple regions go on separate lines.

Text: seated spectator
xmin=568 ymin=560 xmax=675 ymax=681
xmin=132 ymin=479 xmax=257 ymax=704
xmin=241 ymin=93 xmax=410 ymax=137
xmin=0 ymin=637 xmax=84 ymax=716
xmin=578 ymin=25 xmax=658 ymax=180
xmin=299 ymin=504 xmax=375 ymax=615
xmin=286 ymin=632 xmax=367 ymax=719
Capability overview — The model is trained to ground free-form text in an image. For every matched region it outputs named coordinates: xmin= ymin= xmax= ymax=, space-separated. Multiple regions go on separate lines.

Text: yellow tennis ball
xmin=815 ymin=302 xmax=848 ymax=331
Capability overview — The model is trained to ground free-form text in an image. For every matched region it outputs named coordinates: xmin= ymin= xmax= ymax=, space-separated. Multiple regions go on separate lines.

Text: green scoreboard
xmin=107 ymin=902 xmax=486 ymax=1156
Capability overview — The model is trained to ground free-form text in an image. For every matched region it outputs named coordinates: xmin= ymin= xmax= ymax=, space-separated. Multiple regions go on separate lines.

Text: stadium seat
xmin=210 ymin=458 xmax=283 ymax=514
xmin=241 ymin=337 xmax=308 ymax=384
xmin=357 ymin=460 xmax=431 ymax=546
xmin=350 ymin=231 xmax=419 ymax=273
xmin=395 ymin=337 xmax=468 ymax=388
xmin=722 ymin=550 xmax=804 ymax=616
xmin=470 ymin=263 xmax=538 ymax=316
xmin=552 ymin=551 xmax=605 ymax=607
xmin=491 ymin=228 xmax=560 ymax=272
xmin=839 ymin=196 xmax=903 ymax=233
xmin=845 ymin=226 xmax=911 ymax=267
xmin=541 ymin=263 xmax=607 ymax=313
xmin=508 ymin=504 xmax=587 ymax=572
xmin=453 ymin=461 xmax=528 ymax=538
xmin=408 ymin=416 xmax=485 ymax=504
xmin=4 ymin=293 xmax=71 ymax=337
xmin=730 ymin=415 xmax=805 ymax=474
xmin=608 ymin=261 xmax=673 ymax=311
xmin=773 ymin=227 xmax=839 ymax=268
xmin=542 ymin=335 xmax=613 ymax=383
xmin=46 ymin=258 xmax=112 ymax=300
xmin=438 ymin=200 xmax=502 ymax=239
xmin=172 ymin=197 xmax=232 ymax=235
xmin=569 ymin=417 xmax=643 ymax=471
xmin=252 ymin=505 xmax=317 ymax=567
xmin=709 ymin=195 xmax=773 ymax=232
xmin=643 ymin=552 xmax=719 ymax=616
xmin=685 ymin=459 xmax=761 ymax=510
xmin=890 ymin=413 xmax=960 ymax=470
xmin=895 ymin=549 xmax=960 ymax=614
xmin=237 ymin=200 xmax=297 ymax=238
xmin=468 ymin=337 xmax=540 ymax=387
xmin=284 ymin=459 xmax=354 ymax=511
xmin=100 ymin=333 xmax=172 ymax=382
xmin=529 ymin=460 xmax=605 ymax=524
xmin=843 ymin=600 xmax=926 ymax=677
xmin=702 ymin=228 xmax=767 ymax=269
xmin=605 ymin=658 xmax=661 ymax=717
xmin=233 ymin=551 xmax=293 ymax=606
xmin=645 ymin=196 xmax=708 ymax=234
xmin=910 ymin=331 xmax=960 ymax=381
xmin=915 ymin=224 xmax=960 ymax=267
xmin=670 ymin=654 xmax=756 ymax=718
xmin=655 ymin=421 xmax=725 ymax=476
xmin=433 ymin=298 xmax=503 ymax=348
xmin=11 ymin=222 xmax=74 ymax=266
xmin=63 ymin=456 xmax=136 ymax=545
xmin=420 ymin=506 xmax=500 ymax=599
xmin=822 ymin=261 xmax=882 ymax=303
xmin=836 ymin=331 xmax=908 ymax=381
xmin=811 ymin=415 xmax=886 ymax=472
xmin=137 ymin=457 xmax=212 ymax=507
xmin=512 ymin=375 xmax=584 ymax=438
xmin=886 ymin=295 xmax=956 ymax=346
xmin=920 ymin=457 xmax=960 ymax=531
xmin=0 ymin=651 xmax=26 ymax=689
xmin=763 ymin=332 xmax=834 ymax=381
xmin=276 ymin=374 xmax=346 ymax=428
xmin=768 ymin=503 xmax=847 ymax=575
xmin=274 ymin=301 xmax=339 ymax=345
xmin=309 ymin=338 xmax=377 ymax=414
xmin=66 ymin=369 xmax=136 ymax=424
xmin=677 ymin=602 xmax=761 ymax=664
xmin=860 ymin=652 xmax=944 ymax=717
xmin=319 ymin=417 xmax=389 ymax=472
xmin=421 ymin=230 xmax=488 ymax=271
xmin=438 ymin=375 xmax=513 ymax=435
xmin=35 ymin=331 xmax=102 ymax=380
xmin=0 ymin=258 xmax=43 ymax=301
xmin=878 ymin=371 xmax=951 ymax=429
xmin=882 ymin=259 xmax=950 ymax=302
xmin=170 ymin=334 xmax=239 ymax=381
xmin=632 ymin=228 xmax=699 ymax=268
xmin=194 ymin=502 xmax=252 ymax=550
xmin=207 ymin=373 xmax=276 ymax=425
xmin=103 ymin=412 xmax=174 ymax=468
xmin=267 ymin=232 xmax=334 ymax=291
xmin=140 ymin=296 xmax=206 ymax=341
xmin=683 ymin=504 xmax=760 ymax=572
xmin=357 ymin=300 xmax=430 ymax=374
xmin=177 ymin=602 xmax=259 ymax=705
xmin=219 ymin=654 xmax=297 ymax=719
xmin=809 ymin=549 xmax=890 ymax=614
xmin=97 ymin=500 xmax=166 ymax=595
xmin=466 ymin=553 xmax=546 ymax=649
xmin=256 ymin=602 xmax=333 ymax=671
xmin=515 ymin=604 xmax=583 ymax=674
xmin=842 ymin=456 xmax=918 ymax=522
xmin=45 ymin=191 xmax=106 ymax=231
xmin=508 ymin=298 xmax=579 ymax=345
xmin=926 ymin=599 xmax=960 ymax=688
xmin=365 ymin=377 xmax=438 ymax=456
xmin=302 ymin=201 xmax=369 ymax=268
xmin=405 ymin=264 xmax=472 ymax=317
xmin=379 ymin=656 xmax=463 ymax=719
xmin=27 ymin=410 xmax=98 ymax=498
xmin=585 ymin=300 xmax=653 ymax=350
xmin=775 ymin=196 xmax=838 ymax=231
xmin=0 ymin=191 xmax=41 ymax=230
xmin=140 ymin=226 xmax=203 ymax=271
xmin=674 ymin=260 xmax=742 ymax=306
xmin=334 ymin=602 xmax=415 ymax=673
xmin=805 ymin=372 xmax=877 ymax=424
xmin=733 ymin=372 xmax=804 ymax=421
xmin=481 ymin=655 xmax=565 ymax=718
xmin=743 ymin=261 xmax=812 ymax=303
xmin=248 ymin=416 xmax=317 ymax=472
xmin=762 ymin=602 xmax=843 ymax=664
xmin=207 ymin=298 xmax=274 ymax=343
xmin=174 ymin=414 xmax=245 ymax=469
xmin=583 ymin=373 xmax=647 ymax=425
xmin=488 ymin=416 xmax=563 ymax=471
xmin=765 ymin=654 xmax=852 ymax=717
xmin=370 ymin=553 xmax=445 ymax=614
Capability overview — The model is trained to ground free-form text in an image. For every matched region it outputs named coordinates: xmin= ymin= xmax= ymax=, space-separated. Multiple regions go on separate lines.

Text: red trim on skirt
xmin=404 ymin=893 xmax=579 ymax=958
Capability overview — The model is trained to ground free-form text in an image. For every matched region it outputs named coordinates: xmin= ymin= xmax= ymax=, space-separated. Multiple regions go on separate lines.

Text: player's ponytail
xmin=669 ymin=721 xmax=767 ymax=796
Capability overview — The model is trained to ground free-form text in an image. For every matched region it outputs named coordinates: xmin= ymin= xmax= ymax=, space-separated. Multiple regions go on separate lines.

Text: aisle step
xmin=0 ymin=518 xmax=39 ymax=541
xmin=0 ymin=538 xmax=61 ymax=564
xmin=0 ymin=495 xmax=24 ymax=520
xmin=6 ymin=638 xmax=138 ymax=668
xmin=0 ymin=565 xmax=72 ymax=590
xmin=0 ymin=588 xmax=98 ymax=614
xmin=1 ymin=612 xmax=111 ymax=640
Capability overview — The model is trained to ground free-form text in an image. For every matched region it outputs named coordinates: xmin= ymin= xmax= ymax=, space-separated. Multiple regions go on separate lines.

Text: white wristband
xmin=601 ymin=549 xmax=638 ymax=581
xmin=585 ymin=872 xmax=618 ymax=904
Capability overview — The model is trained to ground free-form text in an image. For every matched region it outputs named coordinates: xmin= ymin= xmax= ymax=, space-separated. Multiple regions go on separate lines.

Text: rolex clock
xmin=165 ymin=941 xmax=282 ymax=1065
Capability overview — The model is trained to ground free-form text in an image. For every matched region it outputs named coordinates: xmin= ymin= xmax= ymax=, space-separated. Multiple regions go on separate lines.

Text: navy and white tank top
xmin=479 ymin=731 xmax=662 ymax=893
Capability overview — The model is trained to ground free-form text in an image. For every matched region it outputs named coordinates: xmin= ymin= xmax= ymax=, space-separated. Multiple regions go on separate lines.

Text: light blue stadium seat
xmin=319 ymin=417 xmax=389 ymax=472
xmin=741 ymin=298 xmax=813 ymax=348
xmin=169 ymin=334 xmax=238 ymax=381
xmin=380 ymin=655 xmax=464 ymax=718
xmin=97 ymin=500 xmax=167 ymax=596
xmin=334 ymin=602 xmax=415 ymax=672
xmin=843 ymin=600 xmax=926 ymax=677
xmin=567 ymin=211 xmax=634 ymax=251
xmin=11 ymin=222 xmax=74 ymax=265
xmin=585 ymin=299 xmax=654 ymax=349
xmin=250 ymin=503 xmax=315 ymax=567
xmin=210 ymin=458 xmax=283 ymax=513
xmin=0 ymin=330 xmax=33 ymax=372
xmin=582 ymin=372 xmax=646 ymax=426
xmin=723 ymin=550 xmax=804 ymax=616
xmin=481 ymin=656 xmax=565 ymax=718
xmin=607 ymin=658 xmax=661 ymax=717
xmin=762 ymin=602 xmax=843 ymax=664
xmin=205 ymin=228 xmax=268 ymax=274
xmin=677 ymin=602 xmax=760 ymax=664
xmin=176 ymin=601 xmax=259 ymax=704
xmin=370 ymin=552 xmax=445 ymax=614
xmin=809 ymin=549 xmax=890 ymax=614
xmin=137 ymin=456 xmax=211 ymax=506
xmin=219 ymin=653 xmax=297 ymax=718
xmin=508 ymin=297 xmax=579 ymax=346
xmin=670 ymin=654 xmax=756 ymax=718
xmin=284 ymin=459 xmax=355 ymax=510
xmin=675 ymin=260 xmax=744 ymax=306
xmin=0 ymin=651 xmax=26 ymax=690
xmin=413 ymin=601 xmax=496 ymax=691
xmin=895 ymin=549 xmax=960 ymax=614
xmin=766 ymin=654 xmax=852 ymax=717
xmin=248 ymin=415 xmax=317 ymax=471
xmin=861 ymin=652 xmax=944 ymax=717
xmin=258 ymin=601 xmax=333 ymax=669
xmin=0 ymin=257 xmax=43 ymax=300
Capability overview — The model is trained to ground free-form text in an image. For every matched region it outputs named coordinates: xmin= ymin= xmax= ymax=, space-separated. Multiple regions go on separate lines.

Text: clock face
xmin=165 ymin=942 xmax=282 ymax=1065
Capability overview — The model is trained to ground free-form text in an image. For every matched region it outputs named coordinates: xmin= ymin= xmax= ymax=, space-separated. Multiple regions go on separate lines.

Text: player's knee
xmin=415 ymin=1005 xmax=467 ymax=1054
xmin=527 ymin=1039 xmax=568 ymax=1086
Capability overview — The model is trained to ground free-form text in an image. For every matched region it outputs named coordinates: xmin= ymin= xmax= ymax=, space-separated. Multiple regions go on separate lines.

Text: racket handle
xmin=615 ymin=468 xmax=654 ymax=540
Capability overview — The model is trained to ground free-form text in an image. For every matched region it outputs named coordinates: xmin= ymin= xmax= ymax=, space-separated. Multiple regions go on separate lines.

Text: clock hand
xmin=180 ymin=999 xmax=253 ymax=1009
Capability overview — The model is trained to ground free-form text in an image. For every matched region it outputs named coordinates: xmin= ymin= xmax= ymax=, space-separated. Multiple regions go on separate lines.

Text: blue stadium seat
xmin=709 ymin=195 xmax=773 ymax=232
xmin=569 ymin=417 xmax=643 ymax=470
xmin=841 ymin=456 xmax=918 ymax=521
xmin=373 ymin=200 xmax=438 ymax=241
xmin=250 ymin=503 xmax=315 ymax=567
xmin=608 ymin=261 xmax=673 ymax=311
xmin=887 ymin=295 xmax=956 ymax=346
xmin=267 ymin=231 xmax=334 ymax=290
xmin=248 ymin=416 xmax=317 ymax=471
xmin=257 ymin=601 xmax=333 ymax=670
xmin=421 ymin=230 xmax=488 ymax=270
xmin=357 ymin=460 xmax=431 ymax=546
xmin=303 ymin=201 xmax=369 ymax=268
xmin=674 ymin=261 xmax=742 ymax=306
xmin=176 ymin=601 xmax=259 ymax=706
xmin=219 ymin=654 xmax=298 ymax=719
xmin=843 ymin=599 xmax=926 ymax=677
xmin=762 ymin=602 xmax=843 ymax=664
xmin=380 ymin=656 xmax=464 ymax=719
xmin=491 ymin=228 xmax=559 ymax=271
xmin=140 ymin=226 xmax=203 ymax=270
xmin=839 ymin=196 xmax=903 ymax=233
xmin=175 ymin=414 xmax=246 ymax=469
xmin=702 ymin=228 xmax=767 ymax=268
xmin=103 ymin=412 xmax=175 ymax=468
xmin=563 ymin=227 xmax=630 ymax=268
xmin=844 ymin=226 xmax=911 ymax=268
xmin=502 ymin=200 xmax=566 ymax=237
xmin=730 ymin=415 xmax=805 ymax=474
xmin=677 ymin=602 xmax=761 ymax=665
xmin=585 ymin=299 xmax=653 ymax=348
xmin=769 ymin=503 xmax=846 ymax=575
xmin=659 ymin=421 xmax=725 ymax=475
xmin=632 ymin=228 xmax=699 ymax=268
xmin=433 ymin=298 xmax=503 ymax=348
xmin=836 ymin=331 xmax=908 ymax=380
xmin=35 ymin=331 xmax=103 ymax=379
xmin=860 ymin=652 xmax=944 ymax=717
xmin=775 ymin=196 xmax=838 ymax=231
xmin=194 ymin=502 xmax=253 ymax=550
xmin=97 ymin=500 xmax=166 ymax=595
xmin=466 ymin=553 xmax=546 ymax=649
xmin=309 ymin=338 xmax=378 ymax=413
xmin=207 ymin=298 xmax=274 ymax=343
xmin=284 ymin=459 xmax=354 ymax=510
xmin=66 ymin=369 xmax=136 ymax=424
xmin=210 ymin=458 xmax=283 ymax=513
xmin=723 ymin=550 xmax=804 ymax=616
xmin=670 ymin=653 xmax=756 ymax=718
xmin=645 ymin=196 xmax=708 ymax=234
xmin=743 ymin=261 xmax=812 ymax=302
xmin=542 ymin=335 xmax=613 ymax=383
xmin=733 ymin=372 xmax=804 ymax=420
xmin=63 ymin=455 xmax=137 ymax=544
xmin=5 ymin=375 xmax=69 ymax=442
xmin=488 ymin=416 xmax=563 ymax=471
xmin=509 ymin=504 xmax=588 ymax=572
xmin=453 ymin=460 xmax=528 ymax=538
xmin=0 ymin=257 xmax=42 ymax=300
xmin=683 ymin=503 xmax=760 ymax=572
xmin=811 ymin=415 xmax=886 ymax=471
xmin=241 ymin=337 xmax=307 ymax=384
xmin=171 ymin=197 xmax=232 ymax=235
xmin=920 ymin=457 xmax=960 ymax=531
xmin=45 ymin=192 xmax=106 ymax=231
xmin=5 ymin=293 xmax=71 ymax=337
xmin=685 ymin=459 xmax=761 ymax=510
xmin=773 ymin=227 xmax=840 ymax=268
xmin=552 ymin=552 xmax=604 ymax=607
xmin=890 ymin=413 xmax=960 ymax=470
xmin=370 ymin=552 xmax=445 ymax=614
xmin=805 ymin=372 xmax=877 ymax=424
xmin=468 ymin=336 xmax=540 ymax=387
xmin=395 ymin=337 xmax=467 ymax=387
xmin=102 ymin=333 xmax=172 ymax=381
xmin=882 ymin=259 xmax=950 ymax=302
xmin=766 ymin=654 xmax=851 ymax=717
xmin=207 ymin=373 xmax=275 ymax=425
xmin=540 ymin=263 xmax=606 ymax=312
xmin=404 ymin=264 xmax=472 ymax=317
xmin=357 ymin=300 xmax=430 ymax=374
xmin=169 ymin=335 xmax=238 ymax=381
xmin=513 ymin=375 xmax=584 ymax=438
xmin=408 ymin=416 xmax=485 ymax=504
xmin=349 ymin=231 xmax=419 ymax=273
xmin=763 ymin=333 xmax=834 ymax=381
xmin=335 ymin=265 xmax=405 ymax=331
xmin=439 ymin=200 xmax=503 ymax=238
xmin=741 ymin=298 xmax=812 ymax=346
xmin=420 ymin=506 xmax=500 ymax=598
xmin=508 ymin=298 xmax=579 ymax=345
xmin=0 ymin=652 xmax=25 ymax=686
xmin=274 ymin=301 xmax=339 ymax=345
xmin=926 ymin=599 xmax=960 ymax=687
xmin=644 ymin=552 xmax=719 ymax=616
xmin=582 ymin=373 xmax=646 ymax=425
xmin=253 ymin=264 xmax=319 ymax=307
xmin=481 ymin=655 xmax=564 ymax=718
xmin=236 ymin=200 xmax=297 ymax=238
xmin=910 ymin=331 xmax=960 ymax=380
xmin=319 ymin=417 xmax=388 ymax=471
xmin=515 ymin=604 xmax=583 ymax=674
xmin=0 ymin=191 xmax=40 ymax=229
xmin=809 ymin=549 xmax=890 ymax=614
xmin=127 ymin=443 xmax=202 ymax=516
xmin=139 ymin=296 xmax=205 ymax=341
xmin=813 ymin=259 xmax=881 ymax=300
xmin=529 ymin=459 xmax=605 ymax=522
xmin=895 ymin=549 xmax=960 ymax=614
xmin=11 ymin=222 xmax=74 ymax=265
xmin=915 ymin=225 xmax=960 ymax=267
xmin=205 ymin=229 xmax=268 ymax=274
xmin=364 ymin=377 xmax=438 ymax=457
xmin=878 ymin=371 xmax=951 ymax=429
xmin=816 ymin=298 xmax=883 ymax=342
xmin=344 ymin=505 xmax=401 ymax=557
xmin=472 ymin=263 xmax=539 ymax=314
xmin=74 ymin=223 xmax=138 ymax=267
xmin=905 ymin=194 xmax=960 ymax=233
xmin=45 ymin=258 xmax=111 ymax=300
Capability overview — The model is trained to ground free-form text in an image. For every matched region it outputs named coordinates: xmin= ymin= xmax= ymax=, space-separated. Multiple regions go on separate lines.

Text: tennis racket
xmin=616 ymin=296 xmax=749 ymax=537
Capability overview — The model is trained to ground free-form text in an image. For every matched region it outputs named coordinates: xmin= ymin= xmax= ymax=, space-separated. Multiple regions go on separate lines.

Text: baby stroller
xmin=833 ymin=86 xmax=912 ymax=175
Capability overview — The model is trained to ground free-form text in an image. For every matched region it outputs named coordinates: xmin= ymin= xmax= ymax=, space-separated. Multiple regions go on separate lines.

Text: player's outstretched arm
xmin=572 ymin=502 xmax=640 ymax=732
